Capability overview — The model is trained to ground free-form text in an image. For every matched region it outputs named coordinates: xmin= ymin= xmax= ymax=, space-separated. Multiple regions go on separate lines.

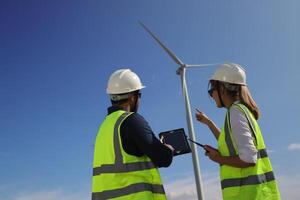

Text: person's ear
xmin=128 ymin=93 xmax=136 ymax=103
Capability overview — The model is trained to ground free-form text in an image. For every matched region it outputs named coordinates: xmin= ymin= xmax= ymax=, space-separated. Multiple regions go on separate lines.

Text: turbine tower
xmin=140 ymin=22 xmax=220 ymax=200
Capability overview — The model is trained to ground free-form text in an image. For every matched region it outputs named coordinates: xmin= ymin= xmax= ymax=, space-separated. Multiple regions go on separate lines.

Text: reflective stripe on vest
xmin=221 ymin=171 xmax=275 ymax=189
xmin=224 ymin=113 xmax=237 ymax=156
xmin=92 ymin=183 xmax=165 ymax=200
xmin=93 ymin=161 xmax=156 ymax=175
xmin=257 ymin=148 xmax=268 ymax=159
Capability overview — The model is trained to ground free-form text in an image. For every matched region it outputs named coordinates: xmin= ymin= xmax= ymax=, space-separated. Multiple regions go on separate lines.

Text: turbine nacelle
xmin=176 ymin=66 xmax=185 ymax=75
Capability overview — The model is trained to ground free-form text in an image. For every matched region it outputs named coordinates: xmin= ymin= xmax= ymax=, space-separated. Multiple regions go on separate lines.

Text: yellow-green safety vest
xmin=218 ymin=103 xmax=281 ymax=200
xmin=92 ymin=110 xmax=167 ymax=200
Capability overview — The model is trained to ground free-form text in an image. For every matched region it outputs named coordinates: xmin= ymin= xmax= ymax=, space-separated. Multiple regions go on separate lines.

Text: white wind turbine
xmin=140 ymin=22 xmax=222 ymax=200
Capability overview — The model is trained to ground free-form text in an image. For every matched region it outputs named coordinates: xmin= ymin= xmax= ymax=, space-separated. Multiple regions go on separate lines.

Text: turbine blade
xmin=185 ymin=62 xmax=223 ymax=68
xmin=139 ymin=21 xmax=184 ymax=66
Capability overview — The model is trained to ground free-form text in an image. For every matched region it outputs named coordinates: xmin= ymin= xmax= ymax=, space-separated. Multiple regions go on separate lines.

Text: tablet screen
xmin=159 ymin=128 xmax=191 ymax=156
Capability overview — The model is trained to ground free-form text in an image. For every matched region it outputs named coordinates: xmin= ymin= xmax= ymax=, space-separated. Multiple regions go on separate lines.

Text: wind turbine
xmin=140 ymin=22 xmax=221 ymax=200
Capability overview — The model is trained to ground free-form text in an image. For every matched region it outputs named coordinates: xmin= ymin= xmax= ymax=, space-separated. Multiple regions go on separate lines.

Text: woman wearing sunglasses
xmin=195 ymin=63 xmax=281 ymax=200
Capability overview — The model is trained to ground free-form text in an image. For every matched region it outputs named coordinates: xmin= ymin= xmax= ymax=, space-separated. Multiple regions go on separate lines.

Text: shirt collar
xmin=107 ymin=106 xmax=126 ymax=115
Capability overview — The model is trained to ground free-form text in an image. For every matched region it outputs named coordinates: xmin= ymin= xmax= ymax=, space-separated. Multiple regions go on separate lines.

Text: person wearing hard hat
xmin=92 ymin=69 xmax=174 ymax=200
xmin=195 ymin=63 xmax=281 ymax=200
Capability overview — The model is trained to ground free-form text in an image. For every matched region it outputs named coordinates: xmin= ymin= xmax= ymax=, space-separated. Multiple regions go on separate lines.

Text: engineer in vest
xmin=92 ymin=69 xmax=174 ymax=200
xmin=195 ymin=63 xmax=281 ymax=200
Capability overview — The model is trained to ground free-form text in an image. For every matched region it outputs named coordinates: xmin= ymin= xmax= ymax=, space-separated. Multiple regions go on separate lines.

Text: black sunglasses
xmin=137 ymin=92 xmax=142 ymax=98
xmin=208 ymin=88 xmax=216 ymax=97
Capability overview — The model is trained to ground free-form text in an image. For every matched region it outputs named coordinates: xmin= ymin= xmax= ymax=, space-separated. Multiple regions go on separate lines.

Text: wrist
xmin=205 ymin=119 xmax=212 ymax=126
xmin=213 ymin=154 xmax=223 ymax=164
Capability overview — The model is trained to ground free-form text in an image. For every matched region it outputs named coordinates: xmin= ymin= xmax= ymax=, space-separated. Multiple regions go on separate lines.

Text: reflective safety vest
xmin=92 ymin=110 xmax=167 ymax=200
xmin=218 ymin=103 xmax=281 ymax=200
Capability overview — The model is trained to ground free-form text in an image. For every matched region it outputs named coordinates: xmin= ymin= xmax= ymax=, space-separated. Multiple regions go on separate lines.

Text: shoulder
xmin=122 ymin=112 xmax=151 ymax=131
xmin=125 ymin=112 xmax=148 ymax=125
xmin=230 ymin=105 xmax=246 ymax=119
xmin=229 ymin=105 xmax=248 ymax=127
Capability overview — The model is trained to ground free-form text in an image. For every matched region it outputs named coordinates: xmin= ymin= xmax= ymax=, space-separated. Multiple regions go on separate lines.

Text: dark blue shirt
xmin=107 ymin=106 xmax=173 ymax=167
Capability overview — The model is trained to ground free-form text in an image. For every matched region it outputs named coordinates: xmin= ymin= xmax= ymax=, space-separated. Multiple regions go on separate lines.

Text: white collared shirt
xmin=229 ymin=104 xmax=258 ymax=163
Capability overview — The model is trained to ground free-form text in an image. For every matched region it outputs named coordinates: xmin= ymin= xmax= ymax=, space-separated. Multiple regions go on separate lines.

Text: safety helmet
xmin=106 ymin=69 xmax=145 ymax=95
xmin=210 ymin=63 xmax=246 ymax=85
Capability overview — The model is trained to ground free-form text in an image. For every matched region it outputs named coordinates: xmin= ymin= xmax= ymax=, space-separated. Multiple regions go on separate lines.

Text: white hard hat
xmin=106 ymin=69 xmax=145 ymax=94
xmin=210 ymin=63 xmax=246 ymax=85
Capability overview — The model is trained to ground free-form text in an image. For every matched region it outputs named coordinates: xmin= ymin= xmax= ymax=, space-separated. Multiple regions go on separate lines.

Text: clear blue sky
xmin=1 ymin=1 xmax=299 ymax=199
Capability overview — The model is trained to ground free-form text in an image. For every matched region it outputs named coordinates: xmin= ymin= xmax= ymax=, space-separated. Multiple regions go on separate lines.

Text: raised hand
xmin=195 ymin=108 xmax=210 ymax=125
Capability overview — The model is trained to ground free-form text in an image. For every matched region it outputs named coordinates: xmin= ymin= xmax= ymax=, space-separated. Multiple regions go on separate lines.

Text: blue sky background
xmin=1 ymin=1 xmax=300 ymax=199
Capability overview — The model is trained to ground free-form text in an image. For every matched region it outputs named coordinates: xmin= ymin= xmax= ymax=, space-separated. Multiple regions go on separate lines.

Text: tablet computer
xmin=159 ymin=128 xmax=191 ymax=156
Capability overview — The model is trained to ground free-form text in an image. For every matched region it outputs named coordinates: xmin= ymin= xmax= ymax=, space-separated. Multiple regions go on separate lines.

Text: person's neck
xmin=112 ymin=103 xmax=131 ymax=112
xmin=120 ymin=104 xmax=131 ymax=112
xmin=224 ymin=96 xmax=239 ymax=109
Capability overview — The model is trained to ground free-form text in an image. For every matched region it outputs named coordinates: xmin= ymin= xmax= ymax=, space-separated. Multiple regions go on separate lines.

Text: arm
xmin=120 ymin=113 xmax=173 ymax=168
xmin=204 ymin=145 xmax=255 ymax=168
xmin=206 ymin=119 xmax=221 ymax=140
xmin=195 ymin=109 xmax=220 ymax=139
